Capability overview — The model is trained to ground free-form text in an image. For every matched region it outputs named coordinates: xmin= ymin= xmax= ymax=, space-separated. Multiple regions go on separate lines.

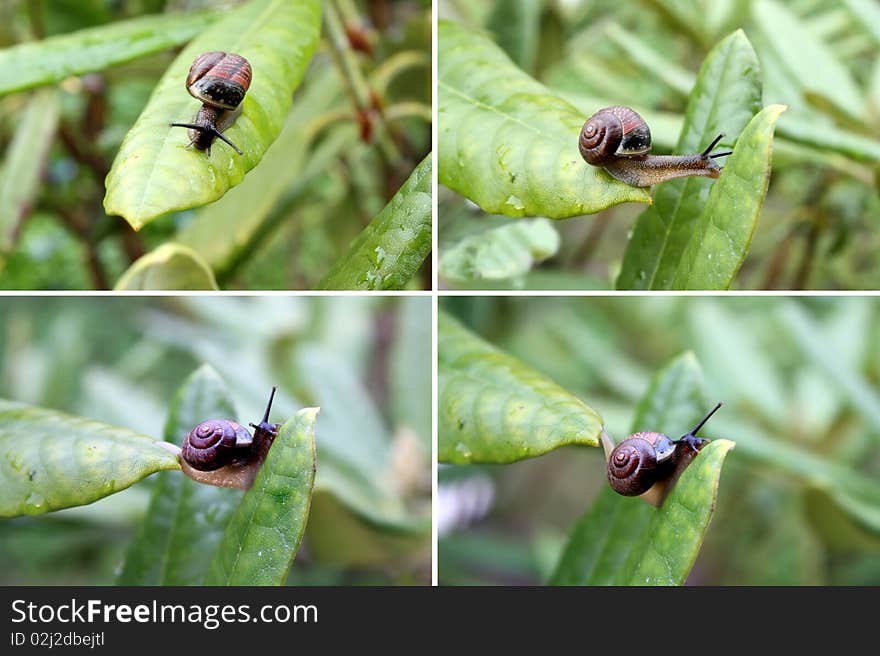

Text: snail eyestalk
xmin=701 ymin=134 xmax=732 ymax=160
xmin=686 ymin=402 xmax=723 ymax=438
xmin=250 ymin=385 xmax=277 ymax=430
xmin=701 ymin=134 xmax=725 ymax=157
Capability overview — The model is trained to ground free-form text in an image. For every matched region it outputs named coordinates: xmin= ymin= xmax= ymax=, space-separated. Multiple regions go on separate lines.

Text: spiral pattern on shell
xmin=186 ymin=51 xmax=252 ymax=111
xmin=182 ymin=420 xmax=252 ymax=472
xmin=579 ymin=105 xmax=651 ymax=165
xmin=607 ymin=436 xmax=659 ymax=496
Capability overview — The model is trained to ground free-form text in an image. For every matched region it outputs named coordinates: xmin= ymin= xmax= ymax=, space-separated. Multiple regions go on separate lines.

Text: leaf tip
xmin=298 ymin=406 xmax=321 ymax=421
xmin=153 ymin=440 xmax=182 ymax=462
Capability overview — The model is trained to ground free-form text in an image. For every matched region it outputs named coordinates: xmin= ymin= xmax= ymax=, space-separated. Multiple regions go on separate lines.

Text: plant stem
xmin=792 ymin=218 xmax=820 ymax=290
xmin=324 ymin=0 xmax=402 ymax=168
xmin=41 ymin=198 xmax=110 ymax=290
xmin=27 ymin=0 xmax=44 ymax=39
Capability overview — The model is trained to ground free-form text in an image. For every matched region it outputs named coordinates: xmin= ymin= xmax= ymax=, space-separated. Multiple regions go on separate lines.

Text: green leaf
xmin=752 ymin=0 xmax=867 ymax=124
xmin=174 ymin=67 xmax=347 ymax=277
xmin=293 ymin=345 xmax=415 ymax=530
xmin=844 ymin=0 xmax=880 ymax=44
xmin=712 ymin=416 xmax=880 ymax=535
xmin=0 ymin=11 xmax=219 ymax=96
xmin=318 ymin=153 xmax=432 ymax=290
xmin=0 ymin=399 xmax=179 ymax=517
xmin=551 ymin=352 xmax=735 ymax=585
xmin=306 ymin=491 xmax=429 ymax=567
xmin=390 ymin=298 xmax=432 ymax=451
xmin=687 ymin=300 xmax=788 ymax=425
xmin=776 ymin=114 xmax=880 ymax=164
xmin=604 ymin=23 xmax=695 ymax=97
xmin=438 ymin=310 xmax=602 ymax=464
xmin=643 ymin=0 xmax=713 ymax=48
xmin=439 ymin=217 xmax=559 ymax=284
xmin=205 ymin=407 xmax=317 ymax=585
xmin=438 ymin=20 xmax=650 ymax=219
xmin=618 ymin=439 xmax=735 ymax=584
xmin=117 ymin=365 xmax=244 ymax=585
xmin=103 ymin=0 xmax=322 ymax=230
xmin=777 ymin=302 xmax=880 ymax=432
xmin=113 ymin=243 xmax=219 ymax=290
xmin=485 ymin=0 xmax=542 ymax=72
xmin=671 ymin=104 xmax=786 ymax=289
xmin=0 ymin=90 xmax=60 ymax=255
xmin=616 ymin=29 xmax=763 ymax=290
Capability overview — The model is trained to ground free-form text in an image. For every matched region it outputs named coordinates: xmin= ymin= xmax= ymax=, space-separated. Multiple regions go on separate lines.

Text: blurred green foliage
xmin=0 ymin=0 xmax=431 ymax=290
xmin=438 ymin=0 xmax=880 ymax=290
xmin=439 ymin=296 xmax=880 ymax=585
xmin=0 ymin=296 xmax=430 ymax=584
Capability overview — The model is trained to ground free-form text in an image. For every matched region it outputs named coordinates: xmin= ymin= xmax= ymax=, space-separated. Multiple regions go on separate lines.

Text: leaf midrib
xmin=131 ymin=0 xmax=300 ymax=222
xmin=643 ymin=38 xmax=741 ymax=290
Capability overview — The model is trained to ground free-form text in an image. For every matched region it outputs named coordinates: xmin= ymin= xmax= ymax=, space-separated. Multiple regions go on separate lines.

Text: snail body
xmin=179 ymin=386 xmax=280 ymax=489
xmin=579 ymin=106 xmax=731 ymax=187
xmin=603 ymin=402 xmax=722 ymax=506
xmin=169 ymin=51 xmax=252 ymax=156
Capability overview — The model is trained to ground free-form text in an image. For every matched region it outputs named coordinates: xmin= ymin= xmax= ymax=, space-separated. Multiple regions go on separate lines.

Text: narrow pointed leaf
xmin=616 ymin=30 xmax=762 ymax=290
xmin=777 ymin=302 xmax=880 ymax=431
xmin=551 ymin=353 xmax=735 ymax=585
xmin=318 ymin=153 xmax=432 ymax=291
xmin=205 ymin=407 xmax=318 ymax=585
xmin=0 ymin=11 xmax=219 ymax=96
xmin=103 ymin=0 xmax=322 ymax=229
xmin=114 ymin=243 xmax=219 ymax=290
xmin=0 ymin=90 xmax=60 ymax=254
xmin=752 ymin=0 xmax=866 ymax=123
xmin=671 ymin=104 xmax=786 ymax=289
xmin=485 ymin=0 xmax=542 ymax=72
xmin=438 ymin=20 xmax=650 ymax=218
xmin=0 ymin=400 xmax=179 ymax=517
xmin=710 ymin=416 xmax=880 ymax=535
xmin=438 ymin=311 xmax=602 ymax=464
xmin=604 ymin=23 xmax=695 ymax=97
xmin=617 ymin=439 xmax=734 ymax=584
xmin=117 ymin=366 xmax=243 ymax=585
xmin=844 ymin=0 xmax=880 ymax=44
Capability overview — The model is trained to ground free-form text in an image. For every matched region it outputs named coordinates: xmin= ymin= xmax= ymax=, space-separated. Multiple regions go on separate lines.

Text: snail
xmin=579 ymin=106 xmax=732 ymax=187
xmin=602 ymin=402 xmax=722 ymax=506
xmin=169 ymin=51 xmax=252 ymax=156
xmin=177 ymin=386 xmax=280 ymax=489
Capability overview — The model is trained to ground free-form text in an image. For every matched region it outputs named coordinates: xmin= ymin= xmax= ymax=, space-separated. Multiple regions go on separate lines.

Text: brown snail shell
xmin=185 ymin=51 xmax=252 ymax=111
xmin=607 ymin=431 xmax=676 ymax=497
xmin=181 ymin=419 xmax=253 ymax=472
xmin=579 ymin=106 xmax=651 ymax=165
xmin=169 ymin=51 xmax=252 ymax=155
